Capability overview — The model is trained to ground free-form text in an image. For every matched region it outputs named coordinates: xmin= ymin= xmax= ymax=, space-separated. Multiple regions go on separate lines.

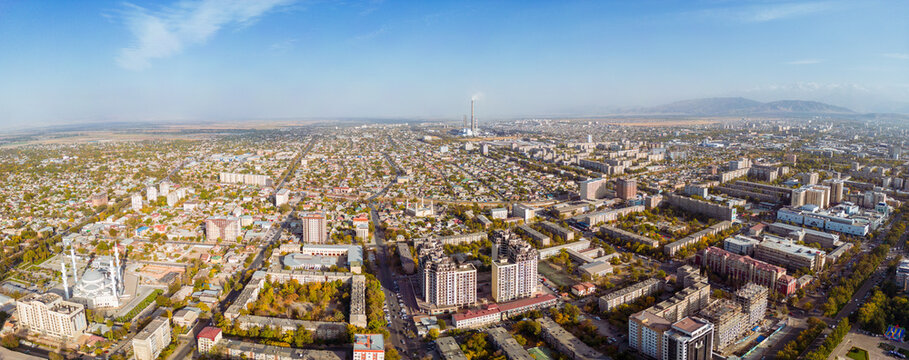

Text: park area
xmin=846 ymin=347 xmax=869 ymax=360
xmin=246 ymin=279 xmax=349 ymax=322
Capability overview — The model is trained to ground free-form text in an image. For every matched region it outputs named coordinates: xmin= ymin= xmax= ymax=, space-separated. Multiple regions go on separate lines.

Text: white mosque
xmin=60 ymin=244 xmax=125 ymax=309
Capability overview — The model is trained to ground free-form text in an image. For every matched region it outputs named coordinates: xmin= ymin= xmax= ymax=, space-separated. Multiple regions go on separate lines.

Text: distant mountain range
xmin=627 ymin=97 xmax=856 ymax=116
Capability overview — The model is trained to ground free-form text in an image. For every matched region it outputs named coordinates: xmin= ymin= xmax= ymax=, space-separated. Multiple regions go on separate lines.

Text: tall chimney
xmin=470 ymin=99 xmax=476 ymax=134
xmin=61 ymin=261 xmax=70 ymax=299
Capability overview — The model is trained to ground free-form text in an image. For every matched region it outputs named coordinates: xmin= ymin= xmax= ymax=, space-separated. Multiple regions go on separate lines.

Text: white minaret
xmin=113 ymin=243 xmax=121 ymax=291
xmin=70 ymin=247 xmax=79 ymax=283
xmin=61 ymin=261 xmax=70 ymax=299
xmin=109 ymin=258 xmax=118 ymax=297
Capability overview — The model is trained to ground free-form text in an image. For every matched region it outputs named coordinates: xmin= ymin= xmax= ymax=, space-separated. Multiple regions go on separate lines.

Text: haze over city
xmin=1 ymin=0 xmax=909 ymax=128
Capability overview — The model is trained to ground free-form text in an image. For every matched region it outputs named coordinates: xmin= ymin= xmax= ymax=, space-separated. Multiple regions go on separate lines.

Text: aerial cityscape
xmin=1 ymin=1 xmax=909 ymax=360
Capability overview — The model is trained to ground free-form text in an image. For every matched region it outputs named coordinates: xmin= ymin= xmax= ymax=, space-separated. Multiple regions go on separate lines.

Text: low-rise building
xmin=353 ymin=334 xmax=385 ymax=360
xmin=599 ymin=278 xmax=663 ymax=312
xmin=538 ymin=317 xmax=610 ymax=360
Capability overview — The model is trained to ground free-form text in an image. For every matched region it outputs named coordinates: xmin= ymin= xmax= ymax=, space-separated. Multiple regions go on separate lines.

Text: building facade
xmin=132 ymin=317 xmax=172 ymax=360
xmin=16 ymin=293 xmax=87 ymax=339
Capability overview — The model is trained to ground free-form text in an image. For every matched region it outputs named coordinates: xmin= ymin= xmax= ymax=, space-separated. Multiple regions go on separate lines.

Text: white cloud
xmin=785 ymin=59 xmax=823 ymax=65
xmin=116 ymin=0 xmax=294 ymax=70
xmin=694 ymin=1 xmax=835 ymax=24
xmin=882 ymin=53 xmax=909 ymax=60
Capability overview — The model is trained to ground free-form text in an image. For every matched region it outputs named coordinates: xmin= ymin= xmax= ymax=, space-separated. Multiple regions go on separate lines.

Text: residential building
xmin=146 ymin=185 xmax=157 ymax=201
xmin=437 ymin=337 xmax=468 ymax=360
xmin=753 ymin=235 xmax=826 ymax=272
xmin=700 ymin=247 xmax=790 ymax=296
xmin=488 ymin=327 xmax=535 ymax=360
xmin=646 ymin=282 xmax=710 ymax=323
xmin=662 ymin=317 xmax=714 ymax=360
xmin=131 ymin=193 xmax=143 ymax=212
xmin=616 ymin=178 xmax=637 ymax=200
xmin=540 ymin=222 xmax=575 ymax=242
xmin=666 ymin=194 xmax=737 ymax=221
xmin=419 ymin=241 xmax=477 ymax=307
xmin=491 ymin=208 xmax=508 ymax=220
xmin=491 ymin=231 xmax=538 ymax=302
xmin=538 ymin=317 xmax=610 ymax=360
xmin=197 ymin=326 xmax=223 ymax=354
xmin=302 ymin=212 xmax=327 ymax=244
xmin=353 ymin=334 xmax=385 ymax=360
xmin=676 ymin=266 xmax=703 ymax=288
xmin=723 ymin=235 xmax=759 ymax=256
xmin=897 ymin=259 xmax=909 ymax=292
xmin=513 ymin=203 xmax=539 ymax=223
xmin=599 ymin=278 xmax=663 ymax=312
xmin=579 ymin=178 xmax=609 ymax=200
xmin=698 ymin=300 xmax=747 ymax=351
xmin=275 ymin=188 xmax=290 ymax=207
xmin=205 ymin=216 xmax=241 ymax=242
xmin=734 ymin=283 xmax=768 ymax=328
xmin=629 ymin=310 xmax=672 ymax=359
xmin=133 ymin=317 xmax=172 ymax=360
xmin=15 ymin=293 xmax=87 ymax=339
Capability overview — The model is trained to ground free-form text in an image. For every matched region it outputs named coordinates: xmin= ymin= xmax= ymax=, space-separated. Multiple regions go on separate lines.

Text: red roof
xmin=497 ymin=294 xmax=557 ymax=312
xmin=197 ymin=326 xmax=222 ymax=340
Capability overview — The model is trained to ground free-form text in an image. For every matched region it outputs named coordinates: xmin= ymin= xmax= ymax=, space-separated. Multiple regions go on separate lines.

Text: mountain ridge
xmin=628 ymin=97 xmax=855 ymax=116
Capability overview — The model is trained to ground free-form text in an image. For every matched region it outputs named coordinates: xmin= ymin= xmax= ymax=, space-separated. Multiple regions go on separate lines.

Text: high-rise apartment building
xmin=662 ymin=317 xmax=714 ymax=360
xmin=616 ymin=178 xmax=637 ymax=200
xmin=629 ymin=310 xmax=672 ymax=359
xmin=734 ymin=283 xmax=768 ymax=328
xmin=204 ymin=216 xmax=241 ymax=242
xmin=133 ymin=317 xmax=172 ymax=360
xmin=146 ymin=185 xmax=158 ymax=202
xmin=491 ymin=230 xmax=538 ymax=302
xmin=16 ymin=293 xmax=87 ymax=339
xmin=579 ymin=178 xmax=609 ymax=200
xmin=418 ymin=241 xmax=476 ymax=307
xmin=302 ymin=212 xmax=327 ymax=244
xmin=698 ymin=299 xmax=747 ymax=351
xmin=131 ymin=193 xmax=143 ymax=212
xmin=275 ymin=188 xmax=290 ymax=207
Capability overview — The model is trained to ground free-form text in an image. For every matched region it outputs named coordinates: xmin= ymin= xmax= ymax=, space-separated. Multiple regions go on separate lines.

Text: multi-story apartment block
xmin=353 ymin=334 xmax=385 ymax=360
xmin=204 ymin=216 xmax=241 ymax=242
xmin=302 ymin=212 xmax=327 ymax=244
xmin=219 ymin=172 xmax=274 ymax=187
xmin=579 ymin=178 xmax=609 ymax=200
xmin=753 ymin=235 xmax=826 ymax=272
xmin=133 ymin=317 xmax=172 ymax=360
xmin=647 ymin=281 xmax=710 ymax=323
xmin=735 ymin=283 xmax=768 ymax=328
xmin=146 ymin=185 xmax=157 ymax=201
xmin=897 ymin=259 xmax=909 ymax=292
xmin=598 ymin=278 xmax=663 ymax=312
xmin=16 ymin=293 xmax=87 ymax=339
xmin=701 ymin=246 xmax=788 ymax=295
xmin=491 ymin=231 xmax=538 ymax=302
xmin=419 ymin=241 xmax=476 ymax=308
xmin=131 ymin=193 xmax=143 ymax=212
xmin=662 ymin=317 xmax=714 ymax=360
xmin=616 ymin=178 xmax=637 ymax=200
xmin=197 ymin=326 xmax=223 ymax=354
xmin=629 ymin=310 xmax=672 ymax=359
xmin=275 ymin=188 xmax=290 ymax=207
xmin=699 ymin=299 xmax=747 ymax=351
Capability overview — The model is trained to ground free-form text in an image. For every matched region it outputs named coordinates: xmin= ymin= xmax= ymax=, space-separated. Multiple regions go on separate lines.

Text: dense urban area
xmin=2 ymin=113 xmax=909 ymax=360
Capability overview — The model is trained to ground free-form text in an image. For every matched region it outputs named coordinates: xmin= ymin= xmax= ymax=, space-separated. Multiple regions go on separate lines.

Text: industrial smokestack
xmin=61 ymin=261 xmax=70 ymax=299
xmin=470 ymin=99 xmax=476 ymax=134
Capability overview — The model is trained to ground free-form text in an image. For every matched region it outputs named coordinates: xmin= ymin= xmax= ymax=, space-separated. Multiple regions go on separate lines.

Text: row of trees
xmin=822 ymin=243 xmax=889 ymax=316
xmin=775 ymin=317 xmax=827 ymax=360
xmin=248 ymin=278 xmax=347 ymax=322
xmin=804 ymin=318 xmax=850 ymax=360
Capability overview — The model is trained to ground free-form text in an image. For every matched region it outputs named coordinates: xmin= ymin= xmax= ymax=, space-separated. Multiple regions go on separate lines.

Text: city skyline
xmin=1 ymin=0 xmax=908 ymax=128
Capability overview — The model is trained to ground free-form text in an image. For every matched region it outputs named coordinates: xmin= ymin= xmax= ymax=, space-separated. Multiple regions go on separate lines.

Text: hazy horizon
xmin=1 ymin=0 xmax=908 ymax=128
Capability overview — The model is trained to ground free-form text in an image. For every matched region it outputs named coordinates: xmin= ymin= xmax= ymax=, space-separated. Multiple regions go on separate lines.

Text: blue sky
xmin=1 ymin=0 xmax=908 ymax=128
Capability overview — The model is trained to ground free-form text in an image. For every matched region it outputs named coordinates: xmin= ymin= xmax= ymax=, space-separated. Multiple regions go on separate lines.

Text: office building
xmin=205 ymin=216 xmax=241 ymax=242
xmin=513 ymin=203 xmax=538 ymax=223
xmin=353 ymin=334 xmax=385 ymax=360
xmin=302 ymin=212 xmax=328 ymax=244
xmin=723 ymin=235 xmax=760 ymax=256
xmin=616 ymin=178 xmax=637 ymax=200
xmin=133 ymin=317 xmax=172 ymax=360
xmin=16 ymin=293 xmax=87 ymax=339
xmin=734 ymin=283 xmax=768 ymax=328
xmin=662 ymin=317 xmax=713 ymax=360
xmin=491 ymin=231 xmax=538 ymax=302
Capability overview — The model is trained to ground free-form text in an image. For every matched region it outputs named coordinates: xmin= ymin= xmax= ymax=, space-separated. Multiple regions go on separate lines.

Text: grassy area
xmin=846 ymin=347 xmax=869 ymax=360
xmin=116 ymin=289 xmax=162 ymax=322
xmin=538 ymin=261 xmax=574 ymax=290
